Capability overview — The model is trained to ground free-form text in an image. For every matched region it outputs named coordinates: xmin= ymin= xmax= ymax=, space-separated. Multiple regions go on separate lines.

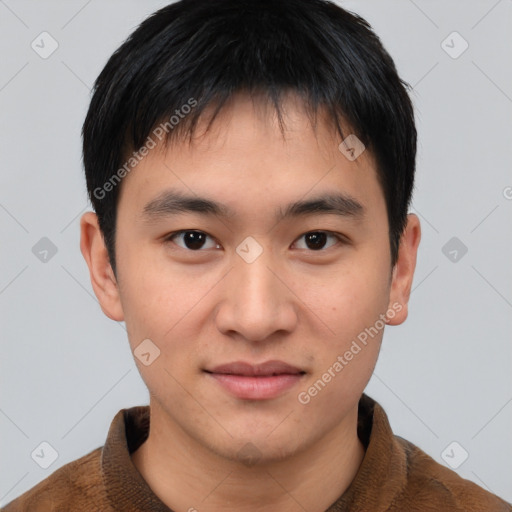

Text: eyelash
xmin=163 ymin=230 xmax=347 ymax=252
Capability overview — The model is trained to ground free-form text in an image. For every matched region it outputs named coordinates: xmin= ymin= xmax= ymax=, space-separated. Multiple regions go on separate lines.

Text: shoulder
xmin=391 ymin=436 xmax=512 ymax=512
xmin=1 ymin=446 xmax=110 ymax=512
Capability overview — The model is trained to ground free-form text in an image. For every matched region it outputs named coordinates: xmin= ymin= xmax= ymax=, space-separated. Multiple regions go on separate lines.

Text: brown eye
xmin=294 ymin=231 xmax=340 ymax=251
xmin=166 ymin=230 xmax=219 ymax=250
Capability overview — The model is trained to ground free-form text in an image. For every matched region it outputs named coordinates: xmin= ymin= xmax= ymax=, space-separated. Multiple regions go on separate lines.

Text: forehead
xmin=117 ymin=93 xmax=384 ymax=223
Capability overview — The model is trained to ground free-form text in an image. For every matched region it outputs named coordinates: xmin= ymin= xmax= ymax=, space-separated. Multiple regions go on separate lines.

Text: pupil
xmin=306 ymin=232 xmax=326 ymax=250
xmin=184 ymin=231 xmax=205 ymax=250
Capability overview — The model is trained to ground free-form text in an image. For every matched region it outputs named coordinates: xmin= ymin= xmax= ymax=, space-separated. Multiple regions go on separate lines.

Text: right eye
xmin=164 ymin=230 xmax=221 ymax=251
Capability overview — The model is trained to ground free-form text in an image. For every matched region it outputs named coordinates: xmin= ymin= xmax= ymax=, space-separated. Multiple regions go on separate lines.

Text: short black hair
xmin=82 ymin=0 xmax=416 ymax=278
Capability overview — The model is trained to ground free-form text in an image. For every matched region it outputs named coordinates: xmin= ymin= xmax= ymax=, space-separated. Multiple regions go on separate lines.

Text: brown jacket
xmin=2 ymin=394 xmax=510 ymax=511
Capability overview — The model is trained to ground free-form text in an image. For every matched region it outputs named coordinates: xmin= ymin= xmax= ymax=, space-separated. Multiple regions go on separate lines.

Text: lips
xmin=206 ymin=360 xmax=305 ymax=377
xmin=204 ymin=360 xmax=306 ymax=400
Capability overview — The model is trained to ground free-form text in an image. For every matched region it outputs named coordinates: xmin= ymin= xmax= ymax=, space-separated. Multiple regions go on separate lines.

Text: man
xmin=4 ymin=0 xmax=511 ymax=510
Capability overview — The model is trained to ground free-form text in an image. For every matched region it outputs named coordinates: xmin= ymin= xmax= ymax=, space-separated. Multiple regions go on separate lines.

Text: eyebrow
xmin=141 ymin=189 xmax=365 ymax=223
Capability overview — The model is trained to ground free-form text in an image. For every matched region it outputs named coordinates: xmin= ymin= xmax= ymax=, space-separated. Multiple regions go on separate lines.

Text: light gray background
xmin=1 ymin=0 xmax=511 ymax=506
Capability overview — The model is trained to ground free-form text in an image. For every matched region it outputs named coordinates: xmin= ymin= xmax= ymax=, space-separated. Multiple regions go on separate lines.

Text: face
xmin=81 ymin=92 xmax=419 ymax=464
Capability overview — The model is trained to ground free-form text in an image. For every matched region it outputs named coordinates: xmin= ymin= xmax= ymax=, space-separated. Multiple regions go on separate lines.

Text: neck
xmin=132 ymin=401 xmax=365 ymax=512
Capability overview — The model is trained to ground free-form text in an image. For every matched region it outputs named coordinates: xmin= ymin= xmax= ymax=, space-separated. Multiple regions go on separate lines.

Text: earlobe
xmin=386 ymin=213 xmax=421 ymax=326
xmin=79 ymin=212 xmax=124 ymax=322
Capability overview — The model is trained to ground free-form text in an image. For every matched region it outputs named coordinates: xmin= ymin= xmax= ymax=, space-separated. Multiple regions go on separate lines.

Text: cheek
xmin=116 ymin=239 xmax=184 ymax=335
xmin=313 ymin=260 xmax=389 ymax=339
xmin=299 ymin=251 xmax=390 ymax=386
xmin=296 ymin=270 xmax=387 ymax=414
xmin=117 ymin=258 xmax=219 ymax=377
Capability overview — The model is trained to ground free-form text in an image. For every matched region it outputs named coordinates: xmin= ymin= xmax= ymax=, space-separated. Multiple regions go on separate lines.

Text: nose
xmin=215 ymin=249 xmax=298 ymax=342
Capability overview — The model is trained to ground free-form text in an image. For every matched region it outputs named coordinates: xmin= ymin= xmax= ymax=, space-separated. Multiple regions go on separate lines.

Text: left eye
xmin=166 ymin=230 xmax=220 ymax=251
xmin=293 ymin=231 xmax=341 ymax=251
xmin=165 ymin=230 xmax=342 ymax=252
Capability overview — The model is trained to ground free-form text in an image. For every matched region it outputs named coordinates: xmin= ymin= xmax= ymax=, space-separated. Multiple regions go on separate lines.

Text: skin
xmin=80 ymin=92 xmax=421 ymax=512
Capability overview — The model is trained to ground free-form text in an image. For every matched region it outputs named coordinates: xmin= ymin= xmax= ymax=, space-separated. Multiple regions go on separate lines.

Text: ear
xmin=80 ymin=211 xmax=124 ymax=321
xmin=386 ymin=213 xmax=421 ymax=325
